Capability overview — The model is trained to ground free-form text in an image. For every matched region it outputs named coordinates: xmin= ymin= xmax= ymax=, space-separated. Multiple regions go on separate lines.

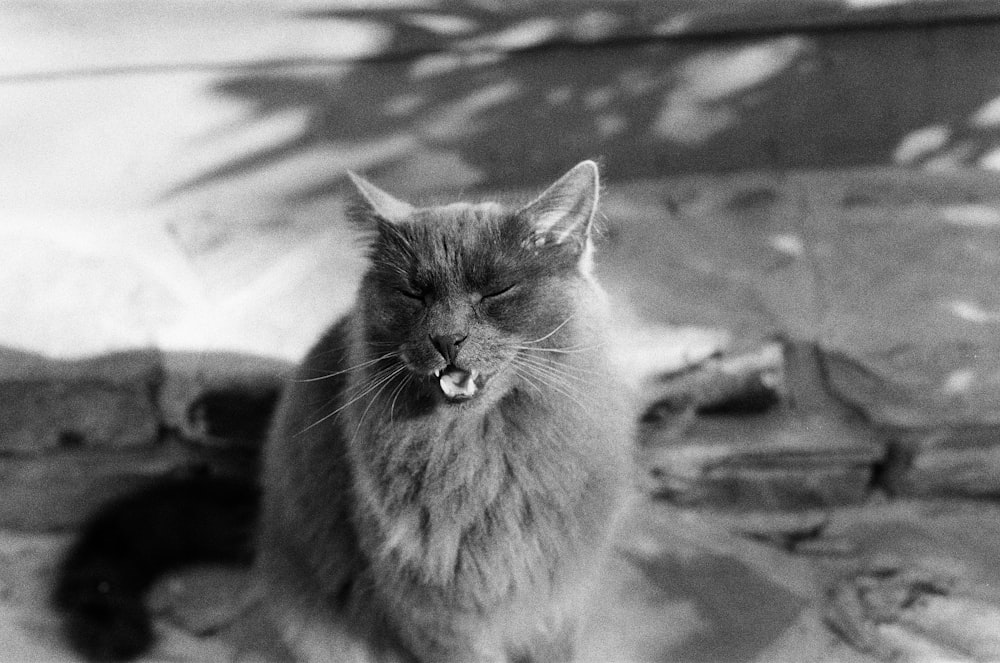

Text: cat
xmin=53 ymin=161 xmax=636 ymax=662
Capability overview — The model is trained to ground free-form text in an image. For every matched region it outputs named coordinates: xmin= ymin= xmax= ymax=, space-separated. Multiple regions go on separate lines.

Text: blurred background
xmin=3 ymin=0 xmax=999 ymax=367
xmin=5 ymin=1 xmax=1000 ymax=661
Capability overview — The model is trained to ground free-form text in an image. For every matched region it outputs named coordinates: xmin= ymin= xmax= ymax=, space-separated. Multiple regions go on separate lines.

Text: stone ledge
xmin=0 ymin=348 xmax=284 ymax=531
xmin=642 ymin=339 xmax=1000 ymax=509
xmin=0 ymin=436 xmax=257 ymax=532
xmin=0 ymin=349 xmax=162 ymax=453
xmin=4 ymin=337 xmax=1000 ymax=531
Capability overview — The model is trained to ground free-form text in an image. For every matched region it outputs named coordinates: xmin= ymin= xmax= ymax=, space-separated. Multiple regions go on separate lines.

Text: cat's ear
xmin=519 ymin=161 xmax=599 ymax=260
xmin=346 ymin=171 xmax=415 ymax=224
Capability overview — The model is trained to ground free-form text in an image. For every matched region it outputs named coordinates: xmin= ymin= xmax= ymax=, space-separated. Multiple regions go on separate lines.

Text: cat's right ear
xmin=518 ymin=160 xmax=599 ymax=259
xmin=346 ymin=171 xmax=415 ymax=226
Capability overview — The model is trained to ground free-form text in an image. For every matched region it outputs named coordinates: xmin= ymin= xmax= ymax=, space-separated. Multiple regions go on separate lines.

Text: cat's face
xmin=349 ymin=162 xmax=600 ymax=405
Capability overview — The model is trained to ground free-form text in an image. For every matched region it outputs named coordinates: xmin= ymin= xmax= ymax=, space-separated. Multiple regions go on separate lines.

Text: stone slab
xmin=0 ymin=349 xmax=162 ymax=453
xmin=644 ymin=412 xmax=879 ymax=510
xmin=603 ymin=170 xmax=1000 ymax=433
xmin=881 ymin=425 xmax=1000 ymax=498
xmin=642 ymin=341 xmax=885 ymax=510
xmin=804 ymin=170 xmax=1000 ymax=429
xmin=0 ymin=437 xmax=256 ymax=531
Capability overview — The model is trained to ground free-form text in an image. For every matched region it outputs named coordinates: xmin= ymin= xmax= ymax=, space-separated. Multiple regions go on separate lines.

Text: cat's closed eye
xmin=482 ymin=283 xmax=518 ymax=299
xmin=395 ymin=287 xmax=424 ymax=302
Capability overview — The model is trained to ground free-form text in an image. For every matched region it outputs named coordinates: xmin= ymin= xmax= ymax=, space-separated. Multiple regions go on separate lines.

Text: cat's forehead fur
xmin=408 ymin=201 xmax=508 ymax=231
xmin=382 ymin=200 xmax=517 ymax=251
xmin=376 ymin=200 xmax=546 ymax=289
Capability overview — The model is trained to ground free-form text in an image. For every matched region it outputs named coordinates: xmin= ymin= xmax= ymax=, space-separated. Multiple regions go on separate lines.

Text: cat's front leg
xmin=253 ymin=546 xmax=407 ymax=663
xmin=263 ymin=579 xmax=415 ymax=663
xmin=390 ymin=610 xmax=509 ymax=663
xmin=275 ymin=606 xmax=404 ymax=663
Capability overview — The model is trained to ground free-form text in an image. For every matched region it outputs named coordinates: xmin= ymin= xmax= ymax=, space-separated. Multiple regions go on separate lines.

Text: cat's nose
xmin=430 ymin=333 xmax=467 ymax=364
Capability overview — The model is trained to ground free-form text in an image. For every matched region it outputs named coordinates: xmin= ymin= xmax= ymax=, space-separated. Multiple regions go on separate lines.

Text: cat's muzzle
xmin=435 ymin=365 xmax=482 ymax=401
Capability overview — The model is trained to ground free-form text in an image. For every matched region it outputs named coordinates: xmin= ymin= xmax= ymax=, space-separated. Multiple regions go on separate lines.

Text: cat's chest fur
xmin=348 ymin=390 xmax=603 ymax=608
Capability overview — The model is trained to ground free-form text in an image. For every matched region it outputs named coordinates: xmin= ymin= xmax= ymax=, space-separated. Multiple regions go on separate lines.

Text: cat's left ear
xmin=346 ymin=171 xmax=415 ymax=224
xmin=518 ymin=160 xmax=599 ymax=263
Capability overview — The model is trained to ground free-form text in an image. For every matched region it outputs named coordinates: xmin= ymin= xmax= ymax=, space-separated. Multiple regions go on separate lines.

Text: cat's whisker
xmin=294 ymin=351 xmax=399 ymax=383
xmin=514 ymin=353 xmax=597 ymax=385
xmin=308 ymin=344 xmax=353 ymax=359
xmin=514 ymin=363 xmax=585 ymax=394
xmin=308 ymin=340 xmax=395 ymax=361
xmin=511 ymin=366 xmax=545 ymax=397
xmin=510 ymin=356 xmax=591 ymax=411
xmin=523 ymin=366 xmax=590 ymax=403
xmin=512 ymin=351 xmax=603 ymax=377
xmin=520 ymin=314 xmax=575 ymax=345
xmin=298 ymin=362 xmax=407 ymax=434
xmin=350 ymin=366 xmax=407 ymax=444
xmin=343 ymin=365 xmax=409 ymax=409
xmin=515 ymin=367 xmax=589 ymax=412
xmin=512 ymin=341 xmax=605 ymax=355
xmin=342 ymin=364 xmax=407 ymax=418
xmin=341 ymin=362 xmax=407 ymax=397
xmin=387 ymin=373 xmax=413 ymax=424
xmin=523 ymin=359 xmax=602 ymax=408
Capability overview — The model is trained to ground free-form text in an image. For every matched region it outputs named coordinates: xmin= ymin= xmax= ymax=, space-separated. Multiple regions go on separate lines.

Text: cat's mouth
xmin=434 ymin=365 xmax=483 ymax=401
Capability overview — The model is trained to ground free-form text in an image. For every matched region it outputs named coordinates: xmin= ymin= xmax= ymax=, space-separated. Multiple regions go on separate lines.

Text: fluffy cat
xmin=54 ymin=161 xmax=635 ymax=662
